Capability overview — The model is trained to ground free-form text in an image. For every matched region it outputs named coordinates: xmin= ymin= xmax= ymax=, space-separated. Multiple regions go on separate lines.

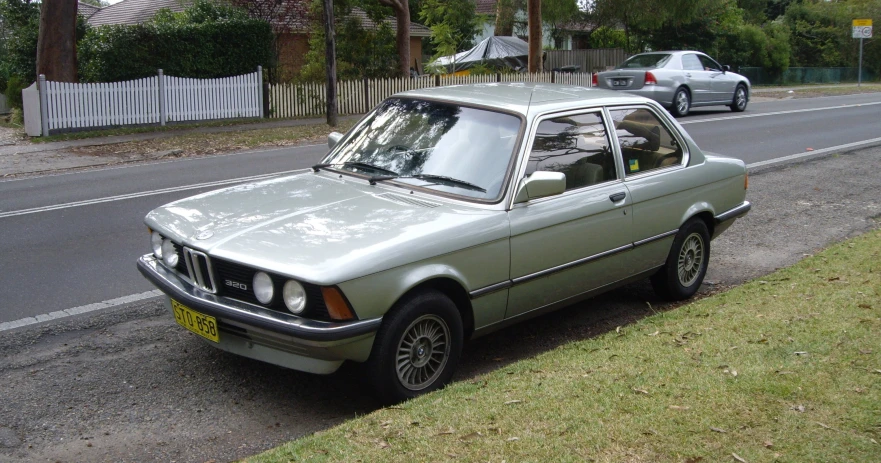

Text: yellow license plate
xmin=171 ymin=299 xmax=219 ymax=343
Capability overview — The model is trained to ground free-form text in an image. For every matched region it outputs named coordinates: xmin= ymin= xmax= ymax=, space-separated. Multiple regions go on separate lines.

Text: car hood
xmin=145 ymin=172 xmax=508 ymax=284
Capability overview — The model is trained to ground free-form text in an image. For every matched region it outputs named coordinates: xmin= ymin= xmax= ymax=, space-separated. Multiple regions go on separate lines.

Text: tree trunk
xmin=393 ymin=6 xmax=411 ymax=76
xmin=36 ymin=0 xmax=78 ymax=82
xmin=527 ymin=0 xmax=542 ymax=73
xmin=323 ymin=0 xmax=337 ymax=127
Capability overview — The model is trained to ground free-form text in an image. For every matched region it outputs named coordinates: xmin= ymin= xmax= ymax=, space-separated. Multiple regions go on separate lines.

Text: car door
xmin=506 ymin=109 xmax=633 ymax=319
xmin=697 ymin=54 xmax=736 ymax=103
xmin=680 ymin=53 xmax=712 ymax=104
xmin=607 ymin=105 xmax=691 ymax=273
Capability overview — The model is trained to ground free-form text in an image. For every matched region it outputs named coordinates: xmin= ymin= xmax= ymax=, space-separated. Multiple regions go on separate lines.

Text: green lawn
xmin=247 ymin=228 xmax=881 ymax=462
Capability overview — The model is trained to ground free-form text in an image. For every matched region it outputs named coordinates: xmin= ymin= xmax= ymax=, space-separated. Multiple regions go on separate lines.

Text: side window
xmin=609 ymin=108 xmax=684 ymax=175
xmin=526 ymin=112 xmax=617 ymax=191
xmin=698 ymin=55 xmax=721 ymax=72
xmin=681 ymin=54 xmax=703 ymax=71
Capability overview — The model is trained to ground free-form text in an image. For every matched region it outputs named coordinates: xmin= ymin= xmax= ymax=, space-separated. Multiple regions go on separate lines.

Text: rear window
xmin=616 ymin=54 xmax=672 ymax=69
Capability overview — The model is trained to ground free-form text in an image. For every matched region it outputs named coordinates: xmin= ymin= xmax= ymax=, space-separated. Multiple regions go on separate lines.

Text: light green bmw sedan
xmin=138 ymin=83 xmax=750 ymax=403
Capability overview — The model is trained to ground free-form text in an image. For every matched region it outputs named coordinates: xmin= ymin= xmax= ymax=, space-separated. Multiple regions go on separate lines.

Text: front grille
xmin=183 ymin=248 xmax=216 ymax=293
xmin=212 ymin=258 xmax=332 ymax=321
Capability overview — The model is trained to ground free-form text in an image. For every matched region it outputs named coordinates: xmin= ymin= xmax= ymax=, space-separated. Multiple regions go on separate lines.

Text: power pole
xmin=527 ymin=0 xmax=542 ymax=73
xmin=323 ymin=0 xmax=338 ymax=126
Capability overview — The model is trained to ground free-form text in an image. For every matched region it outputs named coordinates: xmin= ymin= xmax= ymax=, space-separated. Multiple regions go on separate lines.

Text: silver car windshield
xmin=616 ymin=54 xmax=672 ymax=69
xmin=325 ymin=98 xmax=521 ymax=201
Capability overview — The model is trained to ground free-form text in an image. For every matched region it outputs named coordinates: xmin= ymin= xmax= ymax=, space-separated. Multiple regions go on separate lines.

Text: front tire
xmin=365 ymin=290 xmax=463 ymax=404
xmin=670 ymin=87 xmax=691 ymax=117
xmin=651 ymin=219 xmax=710 ymax=300
xmin=730 ymin=84 xmax=748 ymax=112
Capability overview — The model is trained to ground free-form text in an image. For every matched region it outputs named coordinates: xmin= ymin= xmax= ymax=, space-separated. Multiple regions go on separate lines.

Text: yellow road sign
xmin=853 ymin=19 xmax=872 ymax=27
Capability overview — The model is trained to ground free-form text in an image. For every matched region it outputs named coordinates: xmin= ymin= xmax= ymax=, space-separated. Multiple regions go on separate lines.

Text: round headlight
xmin=282 ymin=280 xmax=307 ymax=314
xmin=253 ymin=272 xmax=274 ymax=305
xmin=161 ymin=239 xmax=178 ymax=267
xmin=151 ymin=232 xmax=164 ymax=258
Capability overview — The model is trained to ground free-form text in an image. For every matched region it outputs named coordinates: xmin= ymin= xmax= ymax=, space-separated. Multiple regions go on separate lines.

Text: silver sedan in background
xmin=593 ymin=51 xmax=751 ymax=117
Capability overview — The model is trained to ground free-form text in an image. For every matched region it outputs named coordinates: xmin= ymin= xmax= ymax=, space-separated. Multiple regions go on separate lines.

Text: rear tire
xmin=670 ymin=87 xmax=691 ymax=117
xmin=651 ymin=218 xmax=710 ymax=301
xmin=729 ymin=84 xmax=748 ymax=112
xmin=365 ymin=289 xmax=463 ymax=404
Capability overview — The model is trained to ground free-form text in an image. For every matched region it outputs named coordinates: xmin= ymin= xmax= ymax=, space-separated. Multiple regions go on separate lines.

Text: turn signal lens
xmin=321 ymin=287 xmax=355 ymax=321
xmin=744 ymin=173 xmax=749 ymax=190
xmin=591 ymin=72 xmax=598 ymax=86
xmin=644 ymin=71 xmax=658 ymax=85
xmin=253 ymin=272 xmax=275 ymax=305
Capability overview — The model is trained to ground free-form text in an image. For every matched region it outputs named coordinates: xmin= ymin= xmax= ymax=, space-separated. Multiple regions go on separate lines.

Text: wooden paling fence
xmin=33 ymin=68 xmax=263 ymax=135
xmin=269 ymin=72 xmax=595 ymax=119
xmin=0 ymin=94 xmax=11 ymax=115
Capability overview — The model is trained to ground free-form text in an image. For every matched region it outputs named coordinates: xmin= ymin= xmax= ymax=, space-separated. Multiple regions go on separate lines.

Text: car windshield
xmin=323 ymin=98 xmax=521 ymax=201
xmin=616 ymin=53 xmax=672 ymax=69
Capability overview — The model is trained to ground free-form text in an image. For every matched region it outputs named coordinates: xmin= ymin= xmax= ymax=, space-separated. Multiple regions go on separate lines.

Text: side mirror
xmin=723 ymin=65 xmax=731 ymax=73
xmin=328 ymin=132 xmax=344 ymax=150
xmin=513 ymin=171 xmax=567 ymax=203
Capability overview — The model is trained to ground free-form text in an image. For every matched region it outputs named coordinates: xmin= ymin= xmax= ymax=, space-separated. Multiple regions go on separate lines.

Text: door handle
xmin=609 ymin=192 xmax=626 ymax=202
xmin=685 ymin=73 xmax=692 ymax=78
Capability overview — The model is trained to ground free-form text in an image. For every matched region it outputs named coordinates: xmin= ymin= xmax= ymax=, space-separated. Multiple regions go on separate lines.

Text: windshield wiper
xmin=409 ymin=174 xmax=486 ymax=193
xmin=311 ymin=162 xmax=399 ymax=176
xmin=342 ymin=162 xmax=399 ymax=176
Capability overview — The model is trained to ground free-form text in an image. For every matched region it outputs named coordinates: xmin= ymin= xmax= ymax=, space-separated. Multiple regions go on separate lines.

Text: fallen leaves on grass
xmin=504 ymin=399 xmax=522 ymax=405
xmin=732 ymin=452 xmax=748 ymax=462
xmin=459 ymin=431 xmax=483 ymax=441
xmin=710 ymin=427 xmax=727 ymax=433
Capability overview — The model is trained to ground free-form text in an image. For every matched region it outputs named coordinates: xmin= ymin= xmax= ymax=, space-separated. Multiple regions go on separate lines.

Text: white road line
xmin=746 ymin=137 xmax=881 ymax=169
xmin=0 ymin=290 xmax=164 ymax=332
xmin=0 ymin=168 xmax=309 ymax=219
xmin=679 ymin=101 xmax=881 ymax=125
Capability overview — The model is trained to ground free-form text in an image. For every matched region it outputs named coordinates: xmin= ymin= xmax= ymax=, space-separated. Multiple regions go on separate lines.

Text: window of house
xmin=609 ymin=108 xmax=684 ymax=176
xmin=526 ymin=112 xmax=617 ymax=191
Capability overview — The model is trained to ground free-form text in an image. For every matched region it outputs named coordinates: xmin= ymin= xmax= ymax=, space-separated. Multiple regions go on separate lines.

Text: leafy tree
xmin=374 ymin=0 xmax=411 ymax=76
xmin=419 ymin=0 xmax=479 ymax=55
xmin=37 ymin=0 xmax=80 ymax=82
xmin=299 ymin=0 xmax=398 ymax=81
xmin=541 ymin=0 xmax=579 ymax=49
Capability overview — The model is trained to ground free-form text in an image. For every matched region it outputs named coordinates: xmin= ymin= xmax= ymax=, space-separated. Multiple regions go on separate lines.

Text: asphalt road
xmin=1 ymin=93 xmax=880 ymax=462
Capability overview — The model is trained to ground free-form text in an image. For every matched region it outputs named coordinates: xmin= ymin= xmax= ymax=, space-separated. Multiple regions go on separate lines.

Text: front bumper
xmin=137 ymin=254 xmax=381 ymax=373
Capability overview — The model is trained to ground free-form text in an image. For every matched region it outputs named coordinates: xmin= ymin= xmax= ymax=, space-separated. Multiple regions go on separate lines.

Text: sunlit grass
xmin=246 ymin=228 xmax=881 ymax=462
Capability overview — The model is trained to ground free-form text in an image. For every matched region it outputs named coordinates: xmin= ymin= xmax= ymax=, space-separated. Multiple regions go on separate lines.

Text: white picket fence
xmin=269 ymin=71 xmax=594 ymax=119
xmin=32 ymin=68 xmax=263 ymax=135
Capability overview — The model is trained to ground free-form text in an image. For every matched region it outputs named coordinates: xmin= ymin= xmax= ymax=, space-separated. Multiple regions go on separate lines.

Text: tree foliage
xmin=77 ymin=0 xmax=272 ymax=82
xmin=299 ymin=0 xmax=398 ymax=81
xmin=419 ymin=0 xmax=479 ymax=56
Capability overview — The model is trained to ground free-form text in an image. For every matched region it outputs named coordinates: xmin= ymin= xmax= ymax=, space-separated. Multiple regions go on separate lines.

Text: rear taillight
xmin=591 ymin=73 xmax=598 ymax=86
xmin=645 ymin=71 xmax=657 ymax=85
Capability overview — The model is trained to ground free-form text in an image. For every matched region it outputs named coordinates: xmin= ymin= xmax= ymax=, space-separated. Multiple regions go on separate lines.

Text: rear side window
xmin=681 ymin=54 xmax=703 ymax=71
xmin=609 ymin=108 xmax=684 ymax=176
xmin=526 ymin=111 xmax=617 ymax=191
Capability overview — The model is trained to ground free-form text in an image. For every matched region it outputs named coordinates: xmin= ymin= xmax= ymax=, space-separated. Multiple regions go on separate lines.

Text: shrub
xmin=4 ymin=75 xmax=26 ymax=110
xmin=78 ymin=0 xmax=273 ymax=82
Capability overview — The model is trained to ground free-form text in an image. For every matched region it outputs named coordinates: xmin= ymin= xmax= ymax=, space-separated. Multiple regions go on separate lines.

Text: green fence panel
xmin=739 ymin=67 xmax=875 ymax=85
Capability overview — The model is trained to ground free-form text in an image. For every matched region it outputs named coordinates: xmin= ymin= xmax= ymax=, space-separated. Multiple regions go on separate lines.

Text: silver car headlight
xmin=283 ymin=280 xmax=307 ymax=314
xmin=253 ymin=272 xmax=274 ymax=304
xmin=161 ymin=239 xmax=178 ymax=267
xmin=151 ymin=231 xmax=164 ymax=259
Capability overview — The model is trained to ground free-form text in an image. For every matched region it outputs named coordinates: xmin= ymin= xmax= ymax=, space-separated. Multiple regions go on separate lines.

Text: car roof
xmin=395 ymin=83 xmax=650 ymax=116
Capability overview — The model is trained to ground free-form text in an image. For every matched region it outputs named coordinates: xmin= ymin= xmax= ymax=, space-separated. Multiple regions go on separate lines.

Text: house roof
xmin=86 ymin=0 xmax=431 ymax=36
xmin=476 ymin=0 xmax=496 ymax=15
xmin=77 ymin=2 xmax=101 ymax=19
xmin=88 ymin=0 xmax=187 ymax=26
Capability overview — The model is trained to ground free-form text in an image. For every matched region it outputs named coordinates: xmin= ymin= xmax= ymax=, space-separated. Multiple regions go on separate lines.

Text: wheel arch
xmin=395 ymin=278 xmax=475 ymax=340
xmin=681 ymin=204 xmax=716 ymax=238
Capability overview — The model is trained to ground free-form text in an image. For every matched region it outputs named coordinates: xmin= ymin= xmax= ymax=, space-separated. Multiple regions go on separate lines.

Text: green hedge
xmin=78 ymin=2 xmax=273 ymax=82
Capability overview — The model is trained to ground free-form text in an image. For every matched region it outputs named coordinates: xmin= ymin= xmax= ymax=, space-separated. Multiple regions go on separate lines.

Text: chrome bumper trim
xmin=715 ymin=201 xmax=752 ymax=224
xmin=137 ymin=254 xmax=381 ymax=342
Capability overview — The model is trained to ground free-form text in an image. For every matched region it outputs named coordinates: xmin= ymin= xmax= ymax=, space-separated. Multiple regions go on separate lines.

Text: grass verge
xmin=754 ymin=83 xmax=881 ymax=99
xmin=32 ymin=117 xmax=296 ymax=143
xmin=246 ymin=228 xmax=881 ymax=463
xmin=68 ymin=119 xmax=358 ymax=159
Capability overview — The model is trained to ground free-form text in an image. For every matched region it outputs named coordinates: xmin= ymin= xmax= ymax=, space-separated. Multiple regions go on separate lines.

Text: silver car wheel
xmin=677 ymin=232 xmax=704 ymax=287
xmin=734 ymin=87 xmax=747 ymax=111
xmin=396 ymin=314 xmax=450 ymax=391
